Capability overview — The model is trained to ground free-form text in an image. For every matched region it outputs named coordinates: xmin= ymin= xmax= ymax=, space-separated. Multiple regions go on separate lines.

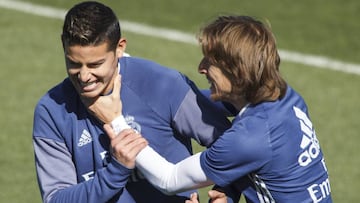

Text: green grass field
xmin=0 ymin=0 xmax=359 ymax=202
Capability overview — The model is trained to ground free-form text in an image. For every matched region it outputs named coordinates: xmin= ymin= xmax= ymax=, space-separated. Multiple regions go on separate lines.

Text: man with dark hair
xmin=32 ymin=2 xmax=230 ymax=203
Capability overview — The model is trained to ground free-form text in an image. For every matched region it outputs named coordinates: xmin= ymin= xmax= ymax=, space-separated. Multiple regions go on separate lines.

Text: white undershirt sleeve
xmin=135 ymin=146 xmax=213 ymax=195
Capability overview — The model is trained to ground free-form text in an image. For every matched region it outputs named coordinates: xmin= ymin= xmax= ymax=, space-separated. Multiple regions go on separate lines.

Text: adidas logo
xmin=293 ymin=106 xmax=320 ymax=167
xmin=78 ymin=129 xmax=93 ymax=147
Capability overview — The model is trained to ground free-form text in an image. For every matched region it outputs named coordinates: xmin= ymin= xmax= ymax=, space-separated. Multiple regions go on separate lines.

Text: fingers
xmin=208 ymin=190 xmax=227 ymax=203
xmin=208 ymin=190 xmax=226 ymax=198
xmin=85 ymin=73 xmax=123 ymax=124
xmin=113 ymin=134 xmax=147 ymax=159
xmin=104 ymin=124 xmax=116 ymax=139
xmin=104 ymin=124 xmax=148 ymax=168
xmin=111 ymin=131 xmax=147 ymax=169
xmin=185 ymin=192 xmax=199 ymax=203
xmin=112 ymin=130 xmax=146 ymax=150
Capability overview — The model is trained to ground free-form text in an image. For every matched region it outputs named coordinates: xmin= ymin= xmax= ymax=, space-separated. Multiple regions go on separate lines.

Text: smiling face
xmin=64 ymin=42 xmax=122 ymax=100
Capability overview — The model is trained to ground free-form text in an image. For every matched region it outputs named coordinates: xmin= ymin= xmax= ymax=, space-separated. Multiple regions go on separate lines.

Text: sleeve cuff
xmin=111 ymin=115 xmax=131 ymax=134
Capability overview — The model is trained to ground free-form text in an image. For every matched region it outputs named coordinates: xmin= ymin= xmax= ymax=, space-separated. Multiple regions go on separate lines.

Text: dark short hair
xmin=61 ymin=1 xmax=121 ymax=51
xmin=198 ymin=15 xmax=287 ymax=104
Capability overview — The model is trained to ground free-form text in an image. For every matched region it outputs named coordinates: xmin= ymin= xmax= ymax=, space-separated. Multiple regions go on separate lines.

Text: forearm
xmin=34 ymin=137 xmax=131 ymax=203
xmin=47 ymin=159 xmax=131 ymax=203
xmin=135 ymin=146 xmax=213 ymax=195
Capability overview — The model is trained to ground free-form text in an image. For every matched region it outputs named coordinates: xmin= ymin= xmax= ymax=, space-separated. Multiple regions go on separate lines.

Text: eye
xmin=88 ymin=62 xmax=102 ymax=68
xmin=66 ymin=59 xmax=81 ymax=69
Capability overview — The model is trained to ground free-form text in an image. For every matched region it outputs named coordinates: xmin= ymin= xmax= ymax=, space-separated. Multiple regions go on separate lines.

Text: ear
xmin=116 ymin=38 xmax=127 ymax=58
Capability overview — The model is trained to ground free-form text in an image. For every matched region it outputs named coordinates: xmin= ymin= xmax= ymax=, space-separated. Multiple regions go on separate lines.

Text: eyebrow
xmin=65 ymin=55 xmax=106 ymax=65
xmin=88 ymin=59 xmax=106 ymax=65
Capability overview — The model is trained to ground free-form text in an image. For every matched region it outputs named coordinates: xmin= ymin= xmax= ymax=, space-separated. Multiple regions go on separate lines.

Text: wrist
xmin=111 ymin=115 xmax=131 ymax=134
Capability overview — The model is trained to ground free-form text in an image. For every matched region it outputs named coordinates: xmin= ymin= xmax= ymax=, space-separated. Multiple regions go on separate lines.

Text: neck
xmin=226 ymin=96 xmax=248 ymax=112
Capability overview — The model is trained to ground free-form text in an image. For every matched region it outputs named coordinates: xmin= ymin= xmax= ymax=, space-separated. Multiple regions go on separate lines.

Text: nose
xmin=198 ymin=58 xmax=209 ymax=74
xmin=78 ymin=66 xmax=91 ymax=82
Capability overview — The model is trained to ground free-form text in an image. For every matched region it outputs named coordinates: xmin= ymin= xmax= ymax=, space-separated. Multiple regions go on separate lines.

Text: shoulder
xmin=231 ymin=114 xmax=270 ymax=145
xmin=200 ymin=116 xmax=272 ymax=183
xmin=34 ymin=78 xmax=83 ymax=122
xmin=281 ymin=85 xmax=308 ymax=110
xmin=119 ymin=56 xmax=191 ymax=99
xmin=120 ymin=57 xmax=183 ymax=82
xmin=208 ymin=115 xmax=271 ymax=159
xmin=36 ymin=79 xmax=76 ymax=108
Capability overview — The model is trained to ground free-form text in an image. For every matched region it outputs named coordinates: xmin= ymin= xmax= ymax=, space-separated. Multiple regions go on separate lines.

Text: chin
xmin=78 ymin=85 xmax=105 ymax=99
xmin=79 ymin=91 xmax=100 ymax=99
xmin=210 ymin=94 xmax=222 ymax=101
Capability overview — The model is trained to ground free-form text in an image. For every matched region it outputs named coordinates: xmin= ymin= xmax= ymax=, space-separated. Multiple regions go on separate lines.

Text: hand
xmin=208 ymin=190 xmax=227 ymax=203
xmin=103 ymin=124 xmax=148 ymax=169
xmin=83 ymin=73 xmax=123 ymax=124
xmin=185 ymin=190 xmax=227 ymax=203
xmin=185 ymin=192 xmax=199 ymax=203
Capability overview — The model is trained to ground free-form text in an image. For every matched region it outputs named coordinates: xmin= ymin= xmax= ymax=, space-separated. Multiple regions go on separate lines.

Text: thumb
xmin=208 ymin=190 xmax=226 ymax=199
xmin=112 ymin=73 xmax=121 ymax=99
xmin=185 ymin=192 xmax=199 ymax=203
xmin=104 ymin=124 xmax=116 ymax=140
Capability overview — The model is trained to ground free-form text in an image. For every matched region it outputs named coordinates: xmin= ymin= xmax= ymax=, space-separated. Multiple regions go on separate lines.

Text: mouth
xmin=206 ymin=77 xmax=215 ymax=90
xmin=79 ymin=80 xmax=98 ymax=92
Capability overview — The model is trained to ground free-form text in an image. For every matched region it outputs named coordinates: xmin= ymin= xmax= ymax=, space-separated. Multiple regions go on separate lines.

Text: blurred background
xmin=0 ymin=0 xmax=359 ymax=202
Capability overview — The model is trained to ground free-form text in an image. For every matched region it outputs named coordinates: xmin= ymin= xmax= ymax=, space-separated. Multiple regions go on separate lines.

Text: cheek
xmin=99 ymin=66 xmax=117 ymax=84
xmin=66 ymin=69 xmax=78 ymax=78
xmin=66 ymin=69 xmax=77 ymax=81
xmin=214 ymin=77 xmax=232 ymax=93
xmin=224 ymin=79 xmax=232 ymax=92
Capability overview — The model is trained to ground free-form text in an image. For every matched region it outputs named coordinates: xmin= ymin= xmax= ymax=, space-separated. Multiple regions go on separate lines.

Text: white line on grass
xmin=1 ymin=0 xmax=360 ymax=75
